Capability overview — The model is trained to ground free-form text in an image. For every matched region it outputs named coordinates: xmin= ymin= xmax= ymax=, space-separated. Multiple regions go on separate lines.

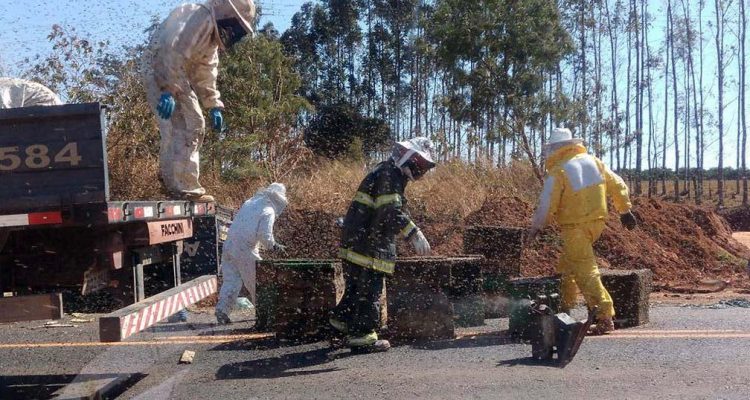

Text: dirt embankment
xmin=718 ymin=206 xmax=750 ymax=231
xmin=275 ymin=196 xmax=750 ymax=290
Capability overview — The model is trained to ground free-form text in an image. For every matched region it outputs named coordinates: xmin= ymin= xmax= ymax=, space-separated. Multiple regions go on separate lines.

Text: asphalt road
xmin=1 ymin=304 xmax=750 ymax=400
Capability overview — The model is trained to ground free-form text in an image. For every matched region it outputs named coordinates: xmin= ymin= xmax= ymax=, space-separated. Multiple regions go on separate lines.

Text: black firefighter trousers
xmin=332 ymin=261 xmax=385 ymax=337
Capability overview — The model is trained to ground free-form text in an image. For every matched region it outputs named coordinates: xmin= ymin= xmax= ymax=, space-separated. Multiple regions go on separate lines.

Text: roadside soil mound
xmin=718 ymin=206 xmax=750 ymax=231
xmin=464 ymin=196 xmax=750 ymax=289
xmin=272 ymin=197 xmax=749 ymax=290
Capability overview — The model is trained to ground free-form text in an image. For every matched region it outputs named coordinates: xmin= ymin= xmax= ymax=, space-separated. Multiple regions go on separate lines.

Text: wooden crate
xmin=600 ymin=269 xmax=652 ymax=328
xmin=387 ymin=256 xmax=485 ymax=340
xmin=256 ymin=259 xmax=344 ymax=340
xmin=464 ymin=226 xmax=525 ymax=318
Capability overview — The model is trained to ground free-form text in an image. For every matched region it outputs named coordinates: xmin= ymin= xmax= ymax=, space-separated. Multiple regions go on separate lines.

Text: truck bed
xmin=0 ymin=102 xmax=215 ymax=230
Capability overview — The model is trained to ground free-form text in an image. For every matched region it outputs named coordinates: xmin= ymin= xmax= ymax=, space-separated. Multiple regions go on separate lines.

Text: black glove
xmin=620 ymin=212 xmax=637 ymax=230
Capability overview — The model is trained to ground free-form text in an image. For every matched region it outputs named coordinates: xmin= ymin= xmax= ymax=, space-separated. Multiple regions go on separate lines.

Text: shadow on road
xmin=497 ymin=357 xmax=562 ymax=368
xmin=210 ymin=336 xmax=282 ymax=351
xmin=216 ymin=347 xmax=341 ymax=380
xmin=0 ymin=373 xmax=146 ymax=399
xmin=145 ymin=321 xmax=256 ymax=334
xmin=407 ymin=331 xmax=516 ymax=350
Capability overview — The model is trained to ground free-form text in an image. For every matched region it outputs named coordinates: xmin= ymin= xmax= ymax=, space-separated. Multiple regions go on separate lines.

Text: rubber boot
xmin=589 ymin=317 xmax=615 ymax=335
xmin=216 ymin=310 xmax=232 ymax=325
xmin=184 ymin=192 xmax=215 ymax=202
xmin=347 ymin=332 xmax=390 ymax=353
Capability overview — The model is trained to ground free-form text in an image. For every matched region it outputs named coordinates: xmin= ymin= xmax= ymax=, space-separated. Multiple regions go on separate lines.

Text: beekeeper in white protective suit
xmin=0 ymin=78 xmax=62 ymax=108
xmin=215 ymin=183 xmax=288 ymax=324
xmin=144 ymin=0 xmax=256 ymax=202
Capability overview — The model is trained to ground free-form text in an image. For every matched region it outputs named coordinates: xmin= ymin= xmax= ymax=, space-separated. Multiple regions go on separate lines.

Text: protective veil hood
xmin=255 ymin=182 xmax=288 ymax=215
xmin=208 ymin=0 xmax=256 ymax=37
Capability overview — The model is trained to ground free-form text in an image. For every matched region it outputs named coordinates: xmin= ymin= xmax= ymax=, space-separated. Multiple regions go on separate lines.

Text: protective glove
xmin=410 ymin=229 xmax=431 ymax=256
xmin=273 ymin=242 xmax=288 ymax=256
xmin=210 ymin=108 xmax=224 ymax=132
xmin=620 ymin=211 xmax=638 ymax=230
xmin=157 ymin=92 xmax=175 ymax=120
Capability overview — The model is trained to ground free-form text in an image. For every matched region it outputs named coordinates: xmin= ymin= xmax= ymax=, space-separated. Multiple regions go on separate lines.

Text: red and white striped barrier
xmin=0 ymin=211 xmax=62 ymax=227
xmin=99 ymin=275 xmax=217 ymax=342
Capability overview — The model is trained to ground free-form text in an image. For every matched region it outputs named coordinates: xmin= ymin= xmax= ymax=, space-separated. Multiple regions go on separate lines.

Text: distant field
xmin=630 ymin=179 xmax=749 ymax=208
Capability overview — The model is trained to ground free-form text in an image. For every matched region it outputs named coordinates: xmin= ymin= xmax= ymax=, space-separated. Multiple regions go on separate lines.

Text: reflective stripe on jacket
xmin=340 ymin=159 xmax=418 ymax=274
xmin=532 ymin=144 xmax=632 ymax=229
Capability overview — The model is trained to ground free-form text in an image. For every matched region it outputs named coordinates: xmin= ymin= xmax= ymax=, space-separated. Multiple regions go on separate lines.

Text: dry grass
xmin=109 ymin=145 xmax=543 ymax=219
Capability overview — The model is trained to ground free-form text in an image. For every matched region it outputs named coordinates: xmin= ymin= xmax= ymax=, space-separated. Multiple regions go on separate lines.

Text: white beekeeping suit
xmin=0 ymin=78 xmax=62 ymax=108
xmin=215 ymin=183 xmax=287 ymax=324
xmin=143 ymin=0 xmax=255 ymax=202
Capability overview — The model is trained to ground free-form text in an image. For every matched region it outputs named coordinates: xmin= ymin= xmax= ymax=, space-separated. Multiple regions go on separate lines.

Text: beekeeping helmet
xmin=209 ymin=0 xmax=256 ymax=48
xmin=392 ymin=137 xmax=436 ymax=180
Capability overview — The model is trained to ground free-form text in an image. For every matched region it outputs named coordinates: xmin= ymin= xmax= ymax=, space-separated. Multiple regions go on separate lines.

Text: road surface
xmin=1 ymin=300 xmax=749 ymax=399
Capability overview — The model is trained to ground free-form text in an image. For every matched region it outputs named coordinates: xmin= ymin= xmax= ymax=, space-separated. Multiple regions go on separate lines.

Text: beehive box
xmin=464 ymin=226 xmax=525 ymax=318
xmin=600 ymin=269 xmax=652 ymax=328
xmin=255 ymin=259 xmax=344 ymax=340
xmin=387 ymin=256 xmax=485 ymax=341
xmin=463 ymin=226 xmax=525 ymax=276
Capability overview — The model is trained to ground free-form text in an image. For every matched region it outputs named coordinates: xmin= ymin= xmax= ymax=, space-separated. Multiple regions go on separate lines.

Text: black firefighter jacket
xmin=339 ymin=159 xmax=419 ymax=275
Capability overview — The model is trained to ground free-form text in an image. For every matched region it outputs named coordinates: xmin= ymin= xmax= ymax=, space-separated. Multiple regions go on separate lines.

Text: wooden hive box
xmin=256 ymin=259 xmax=344 ymax=340
xmin=388 ymin=256 xmax=485 ymax=341
xmin=600 ymin=269 xmax=652 ymax=328
xmin=464 ymin=226 xmax=525 ymax=318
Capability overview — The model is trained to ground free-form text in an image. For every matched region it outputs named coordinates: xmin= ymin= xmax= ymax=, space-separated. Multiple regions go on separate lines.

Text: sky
xmin=0 ymin=0 xmax=745 ymax=170
xmin=0 ymin=0 xmax=303 ymax=72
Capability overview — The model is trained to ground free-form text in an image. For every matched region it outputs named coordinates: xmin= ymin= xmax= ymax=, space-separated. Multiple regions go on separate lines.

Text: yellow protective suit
xmin=143 ymin=0 xmax=255 ymax=196
xmin=531 ymin=143 xmax=632 ymax=318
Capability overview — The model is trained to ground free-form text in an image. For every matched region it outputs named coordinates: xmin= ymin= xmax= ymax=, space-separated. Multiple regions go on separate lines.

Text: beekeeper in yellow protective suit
xmin=144 ymin=0 xmax=255 ymax=202
xmin=527 ymin=127 xmax=637 ymax=335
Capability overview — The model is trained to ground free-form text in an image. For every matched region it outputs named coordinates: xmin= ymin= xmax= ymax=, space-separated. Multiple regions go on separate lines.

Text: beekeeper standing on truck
xmin=144 ymin=0 xmax=256 ymax=202
xmin=0 ymin=78 xmax=62 ymax=108
xmin=526 ymin=127 xmax=637 ymax=335
xmin=215 ymin=183 xmax=288 ymax=325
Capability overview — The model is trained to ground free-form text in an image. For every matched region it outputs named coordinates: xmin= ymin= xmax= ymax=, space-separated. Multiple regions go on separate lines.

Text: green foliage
xmin=428 ymin=0 xmax=574 ymax=128
xmin=304 ymin=103 xmax=392 ymax=159
xmin=213 ymin=35 xmax=313 ymax=180
xmin=281 ymin=0 xmax=363 ymax=106
xmin=22 ymin=25 xmax=115 ymax=103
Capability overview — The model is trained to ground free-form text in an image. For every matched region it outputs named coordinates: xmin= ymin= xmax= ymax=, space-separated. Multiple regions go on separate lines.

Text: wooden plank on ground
xmin=99 ymin=275 xmax=217 ymax=343
xmin=0 ymin=293 xmax=63 ymax=323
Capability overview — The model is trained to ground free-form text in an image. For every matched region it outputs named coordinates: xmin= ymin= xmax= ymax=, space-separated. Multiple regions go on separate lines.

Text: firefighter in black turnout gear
xmin=331 ymin=137 xmax=436 ymax=351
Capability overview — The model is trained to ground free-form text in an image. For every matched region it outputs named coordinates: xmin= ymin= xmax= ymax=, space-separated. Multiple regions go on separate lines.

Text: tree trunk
xmin=715 ymin=0 xmax=725 ymax=207
xmin=682 ymin=0 xmax=703 ymax=204
xmin=742 ymin=0 xmax=748 ymax=206
xmin=604 ymin=0 xmax=621 ymax=171
xmin=580 ymin=0 xmax=588 ymax=141
xmin=669 ymin=0 xmax=680 ymax=198
xmin=662 ymin=3 xmax=670 ymax=196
